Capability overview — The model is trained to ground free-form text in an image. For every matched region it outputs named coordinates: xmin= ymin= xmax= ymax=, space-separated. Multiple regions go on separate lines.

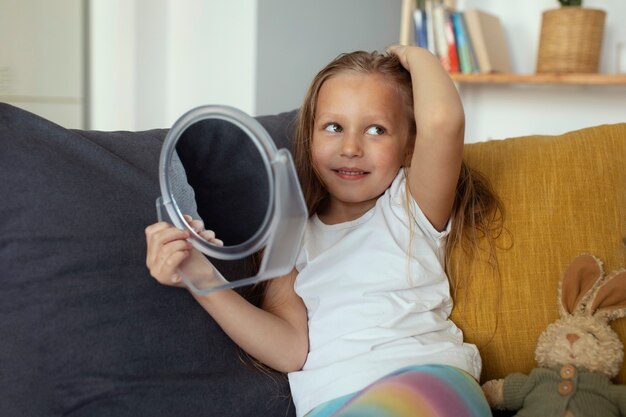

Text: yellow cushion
xmin=452 ymin=123 xmax=626 ymax=383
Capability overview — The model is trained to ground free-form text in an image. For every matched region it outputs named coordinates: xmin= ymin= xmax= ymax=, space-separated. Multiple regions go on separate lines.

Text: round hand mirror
xmin=156 ymin=105 xmax=307 ymax=294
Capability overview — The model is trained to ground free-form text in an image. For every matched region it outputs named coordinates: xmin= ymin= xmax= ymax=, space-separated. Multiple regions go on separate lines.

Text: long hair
xmin=292 ymin=50 xmax=504 ymax=291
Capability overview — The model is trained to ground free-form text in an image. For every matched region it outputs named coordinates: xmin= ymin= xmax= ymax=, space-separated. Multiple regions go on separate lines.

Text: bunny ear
xmin=559 ymin=254 xmax=604 ymax=315
xmin=590 ymin=269 xmax=626 ymax=321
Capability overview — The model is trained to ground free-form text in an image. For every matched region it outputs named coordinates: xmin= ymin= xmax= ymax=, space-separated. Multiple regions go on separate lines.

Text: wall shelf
xmin=450 ymin=73 xmax=626 ymax=85
xmin=399 ymin=0 xmax=626 ymax=141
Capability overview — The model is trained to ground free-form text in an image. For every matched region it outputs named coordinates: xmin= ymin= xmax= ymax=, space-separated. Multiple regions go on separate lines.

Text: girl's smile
xmin=333 ymin=167 xmax=369 ymax=180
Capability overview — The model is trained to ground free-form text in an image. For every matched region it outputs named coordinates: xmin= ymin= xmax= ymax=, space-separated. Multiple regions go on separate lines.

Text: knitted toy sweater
xmin=503 ymin=366 xmax=626 ymax=416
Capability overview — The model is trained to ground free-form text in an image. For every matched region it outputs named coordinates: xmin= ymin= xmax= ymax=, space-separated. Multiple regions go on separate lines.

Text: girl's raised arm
xmin=388 ymin=45 xmax=464 ymax=232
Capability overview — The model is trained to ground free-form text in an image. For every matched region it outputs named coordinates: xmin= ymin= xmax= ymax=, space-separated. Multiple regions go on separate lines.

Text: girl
xmin=145 ymin=45 xmax=502 ymax=417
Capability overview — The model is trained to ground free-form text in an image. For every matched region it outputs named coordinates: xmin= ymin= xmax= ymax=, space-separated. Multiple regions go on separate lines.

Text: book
xmin=444 ymin=10 xmax=460 ymax=73
xmin=463 ymin=9 xmax=512 ymax=73
xmin=432 ymin=1 xmax=451 ymax=71
xmin=463 ymin=13 xmax=481 ymax=73
xmin=413 ymin=7 xmax=428 ymax=49
xmin=424 ymin=0 xmax=437 ymax=55
xmin=451 ymin=11 xmax=475 ymax=74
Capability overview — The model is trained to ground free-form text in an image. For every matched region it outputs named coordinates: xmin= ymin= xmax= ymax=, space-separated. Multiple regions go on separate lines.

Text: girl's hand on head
xmin=387 ymin=44 xmax=417 ymax=70
xmin=387 ymin=44 xmax=435 ymax=72
xmin=386 ymin=44 xmax=410 ymax=68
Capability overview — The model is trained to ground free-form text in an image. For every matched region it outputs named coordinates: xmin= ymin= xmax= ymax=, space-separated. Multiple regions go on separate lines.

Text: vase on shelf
xmin=536 ymin=6 xmax=606 ymax=73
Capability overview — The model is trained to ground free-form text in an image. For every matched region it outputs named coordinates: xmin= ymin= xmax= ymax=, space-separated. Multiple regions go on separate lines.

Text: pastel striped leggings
xmin=305 ymin=364 xmax=491 ymax=417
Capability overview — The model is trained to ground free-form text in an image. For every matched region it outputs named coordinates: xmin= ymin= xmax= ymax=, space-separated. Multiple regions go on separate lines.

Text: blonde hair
xmin=292 ymin=50 xmax=504 ymax=290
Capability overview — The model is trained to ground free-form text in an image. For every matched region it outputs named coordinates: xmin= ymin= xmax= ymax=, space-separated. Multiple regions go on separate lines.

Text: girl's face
xmin=311 ymin=72 xmax=410 ymax=222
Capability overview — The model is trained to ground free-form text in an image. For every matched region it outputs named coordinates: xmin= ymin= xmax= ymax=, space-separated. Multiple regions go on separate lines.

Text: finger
xmin=147 ymin=238 xmax=186 ymax=271
xmin=150 ymin=226 xmax=190 ymax=247
xmin=199 ymin=230 xmax=224 ymax=247
xmin=386 ymin=44 xmax=407 ymax=55
xmin=385 ymin=45 xmax=411 ymax=68
xmin=171 ymin=272 xmax=183 ymax=284
xmin=146 ymin=223 xmax=173 ymax=265
xmin=153 ymin=250 xmax=190 ymax=285
xmin=199 ymin=229 xmax=217 ymax=240
xmin=145 ymin=221 xmax=172 ymax=237
xmin=147 ymin=227 xmax=190 ymax=265
xmin=151 ymin=240 xmax=191 ymax=276
xmin=147 ymin=223 xmax=188 ymax=248
xmin=182 ymin=215 xmax=207 ymax=235
xmin=188 ymin=218 xmax=205 ymax=234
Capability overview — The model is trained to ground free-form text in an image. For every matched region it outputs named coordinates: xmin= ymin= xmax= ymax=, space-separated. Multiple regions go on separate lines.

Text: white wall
xmin=88 ymin=0 xmax=401 ymax=131
xmin=89 ymin=0 xmax=135 ymax=130
xmin=89 ymin=0 xmax=257 ymax=131
xmin=164 ymin=1 xmax=257 ymax=126
xmin=255 ymin=0 xmax=402 ymax=116
xmin=0 ymin=0 xmax=84 ymax=128
xmin=456 ymin=0 xmax=626 ymax=142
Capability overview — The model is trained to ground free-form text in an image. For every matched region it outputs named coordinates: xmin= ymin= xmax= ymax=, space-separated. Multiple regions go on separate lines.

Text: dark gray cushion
xmin=0 ymin=103 xmax=297 ymax=416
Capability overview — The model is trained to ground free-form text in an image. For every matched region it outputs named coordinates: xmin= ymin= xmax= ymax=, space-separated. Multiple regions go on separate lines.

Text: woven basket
xmin=536 ymin=7 xmax=606 ymax=73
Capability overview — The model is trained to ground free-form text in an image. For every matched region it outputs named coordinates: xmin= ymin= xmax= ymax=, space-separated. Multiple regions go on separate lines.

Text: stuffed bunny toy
xmin=481 ymin=254 xmax=626 ymax=416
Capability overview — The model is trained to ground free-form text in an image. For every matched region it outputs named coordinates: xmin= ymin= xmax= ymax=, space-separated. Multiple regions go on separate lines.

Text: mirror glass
xmin=167 ymin=118 xmax=272 ymax=249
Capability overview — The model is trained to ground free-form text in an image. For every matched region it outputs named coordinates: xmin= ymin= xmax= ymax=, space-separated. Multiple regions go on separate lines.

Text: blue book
xmin=451 ymin=11 xmax=480 ymax=73
xmin=462 ymin=12 xmax=481 ymax=73
xmin=451 ymin=12 xmax=471 ymax=73
xmin=413 ymin=8 xmax=429 ymax=49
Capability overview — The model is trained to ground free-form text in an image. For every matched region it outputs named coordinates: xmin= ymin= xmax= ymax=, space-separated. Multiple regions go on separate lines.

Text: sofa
xmin=0 ymin=102 xmax=624 ymax=416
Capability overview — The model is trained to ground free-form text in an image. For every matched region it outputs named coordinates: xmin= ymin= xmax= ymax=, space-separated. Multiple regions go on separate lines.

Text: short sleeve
xmin=389 ymin=170 xmax=451 ymax=243
xmin=411 ymin=196 xmax=451 ymax=242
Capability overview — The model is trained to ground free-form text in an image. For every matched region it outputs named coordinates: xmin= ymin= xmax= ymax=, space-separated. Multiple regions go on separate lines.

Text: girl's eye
xmin=324 ymin=123 xmax=342 ymax=133
xmin=366 ymin=125 xmax=385 ymax=135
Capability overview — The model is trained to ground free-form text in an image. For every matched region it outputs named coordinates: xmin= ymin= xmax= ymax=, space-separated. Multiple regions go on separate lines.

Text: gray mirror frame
xmin=158 ymin=105 xmax=277 ymax=260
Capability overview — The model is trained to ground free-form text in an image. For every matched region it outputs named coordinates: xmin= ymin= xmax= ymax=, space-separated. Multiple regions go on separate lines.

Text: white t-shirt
xmin=287 ymin=170 xmax=481 ymax=417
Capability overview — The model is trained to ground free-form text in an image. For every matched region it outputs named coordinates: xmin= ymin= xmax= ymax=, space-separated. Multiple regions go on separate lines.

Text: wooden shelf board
xmin=450 ymin=73 xmax=626 ymax=85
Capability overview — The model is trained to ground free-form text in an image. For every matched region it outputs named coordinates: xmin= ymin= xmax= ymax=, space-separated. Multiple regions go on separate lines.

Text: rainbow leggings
xmin=305 ymin=364 xmax=491 ymax=417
